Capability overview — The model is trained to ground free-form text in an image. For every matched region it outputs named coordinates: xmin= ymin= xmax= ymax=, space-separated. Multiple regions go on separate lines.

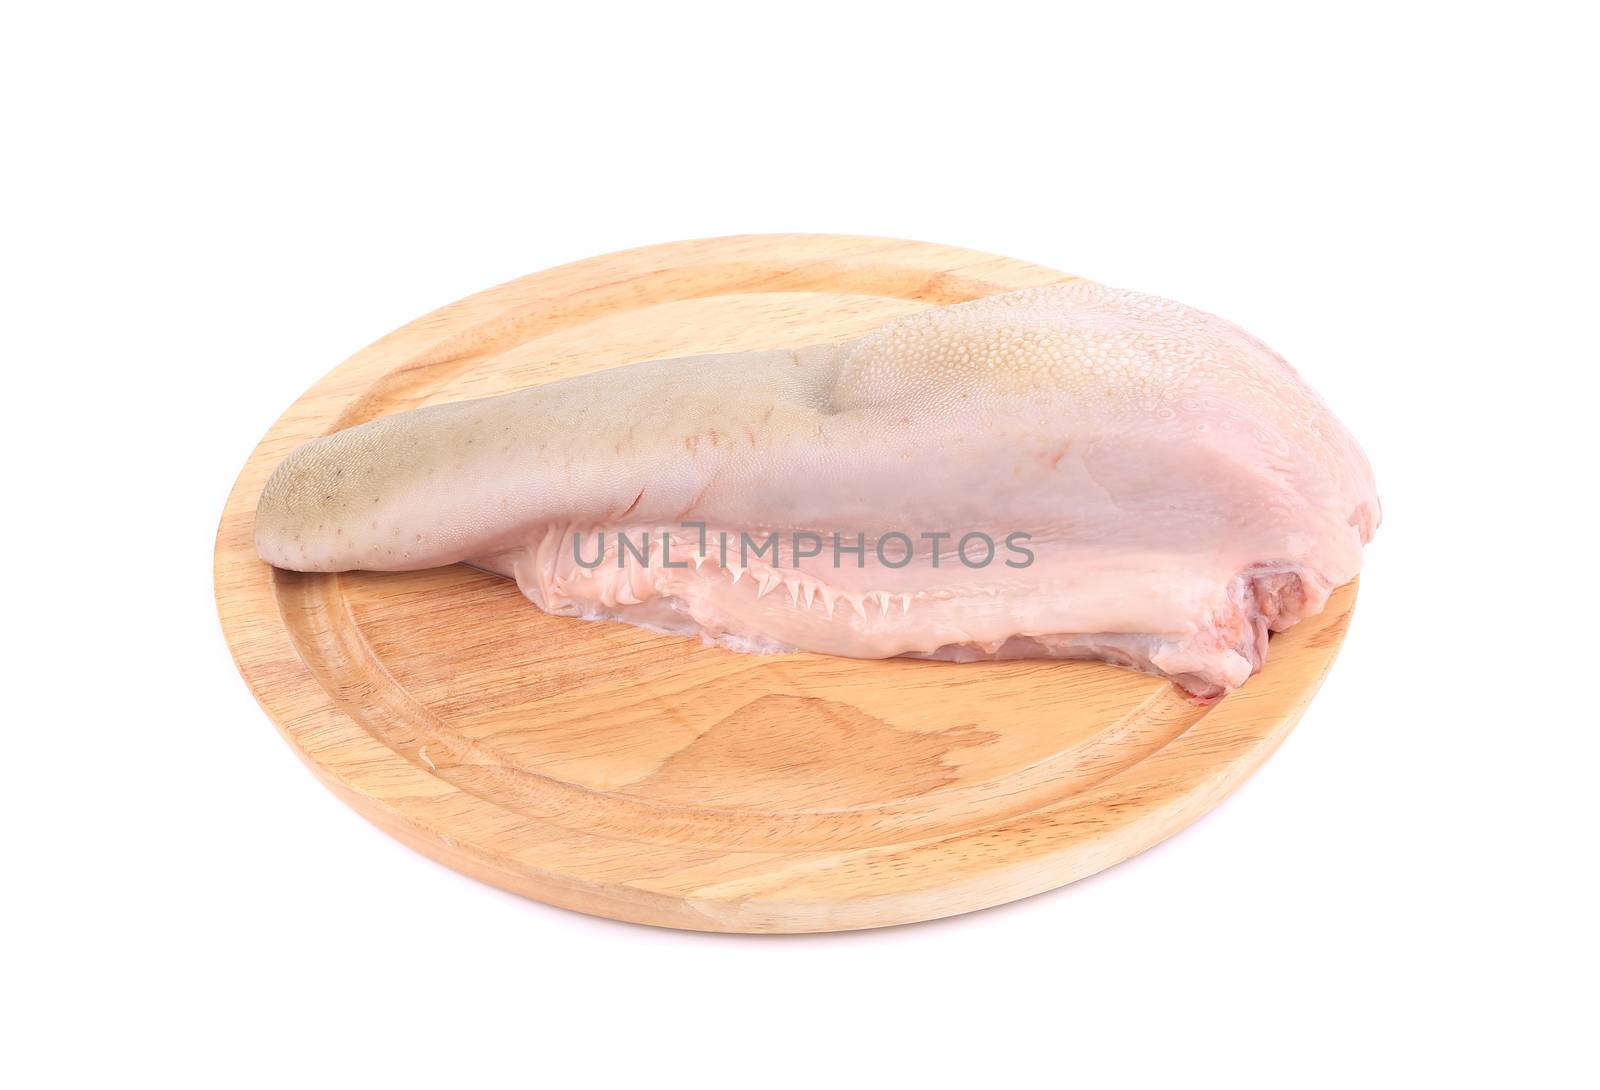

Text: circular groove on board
xmin=276 ymin=565 xmax=1209 ymax=852
xmin=215 ymin=235 xmax=1356 ymax=932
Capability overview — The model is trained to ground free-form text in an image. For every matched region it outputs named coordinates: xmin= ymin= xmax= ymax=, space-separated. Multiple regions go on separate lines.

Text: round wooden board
xmin=215 ymin=234 xmax=1357 ymax=933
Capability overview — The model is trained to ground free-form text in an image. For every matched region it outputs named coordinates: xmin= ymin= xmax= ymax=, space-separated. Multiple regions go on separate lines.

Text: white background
xmin=4 ymin=3 xmax=1595 ymax=1086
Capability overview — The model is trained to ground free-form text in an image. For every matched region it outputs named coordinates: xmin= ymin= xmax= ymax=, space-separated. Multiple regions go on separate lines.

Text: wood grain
xmin=213 ymin=234 xmax=1357 ymax=932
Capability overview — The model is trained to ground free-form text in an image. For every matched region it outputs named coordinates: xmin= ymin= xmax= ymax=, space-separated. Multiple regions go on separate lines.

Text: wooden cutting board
xmin=214 ymin=234 xmax=1356 ymax=932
